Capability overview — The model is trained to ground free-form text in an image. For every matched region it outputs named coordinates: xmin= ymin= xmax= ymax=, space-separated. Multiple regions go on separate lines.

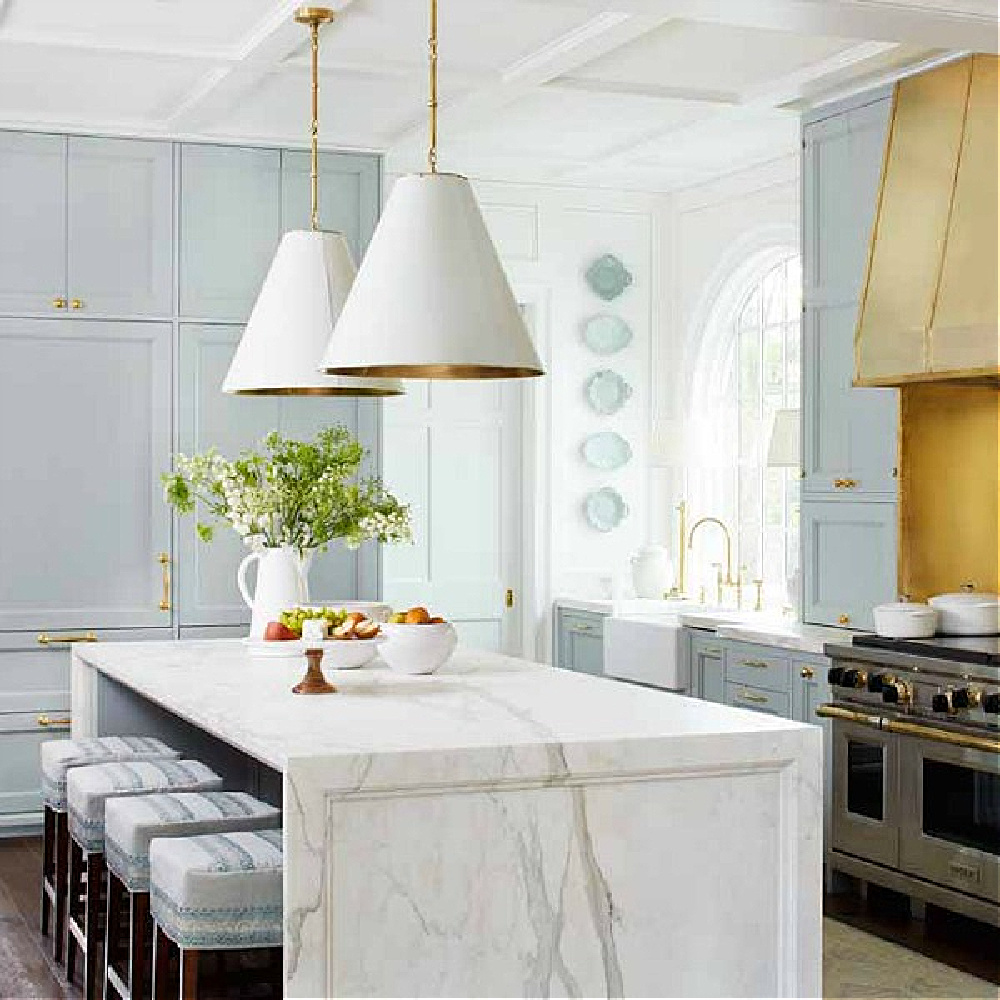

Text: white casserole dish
xmin=928 ymin=591 xmax=1000 ymax=636
xmin=872 ymin=601 xmax=938 ymax=639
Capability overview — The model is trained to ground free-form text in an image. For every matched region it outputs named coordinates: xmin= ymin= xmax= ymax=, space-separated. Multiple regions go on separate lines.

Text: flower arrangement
xmin=163 ymin=427 xmax=411 ymax=552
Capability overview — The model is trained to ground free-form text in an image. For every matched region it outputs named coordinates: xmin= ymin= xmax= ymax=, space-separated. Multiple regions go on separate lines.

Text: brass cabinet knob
xmin=800 ymin=666 xmax=815 ymax=679
xmin=70 ymin=298 xmax=84 ymax=309
xmin=837 ymin=614 xmax=851 ymax=625
xmin=52 ymin=297 xmax=67 ymax=309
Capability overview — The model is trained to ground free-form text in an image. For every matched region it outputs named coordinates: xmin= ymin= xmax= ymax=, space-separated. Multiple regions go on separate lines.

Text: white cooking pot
xmin=928 ymin=591 xmax=1000 ymax=636
xmin=872 ymin=601 xmax=938 ymax=639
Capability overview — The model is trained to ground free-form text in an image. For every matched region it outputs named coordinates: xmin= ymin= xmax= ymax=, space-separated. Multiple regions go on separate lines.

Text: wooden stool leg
xmin=152 ymin=924 xmax=172 ymax=1000
xmin=104 ymin=868 xmax=124 ymax=1000
xmin=131 ymin=891 xmax=150 ymax=1000
xmin=66 ymin=838 xmax=82 ymax=983
xmin=41 ymin=805 xmax=54 ymax=938
xmin=179 ymin=949 xmax=199 ymax=1000
xmin=85 ymin=851 xmax=106 ymax=1000
xmin=54 ymin=811 xmax=69 ymax=964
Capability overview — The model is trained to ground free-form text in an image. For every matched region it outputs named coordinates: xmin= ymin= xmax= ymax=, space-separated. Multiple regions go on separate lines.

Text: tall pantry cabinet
xmin=801 ymin=89 xmax=899 ymax=630
xmin=0 ymin=132 xmax=382 ymax=832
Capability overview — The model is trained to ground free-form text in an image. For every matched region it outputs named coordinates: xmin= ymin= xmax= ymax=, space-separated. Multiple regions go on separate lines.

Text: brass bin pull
xmin=738 ymin=691 xmax=769 ymax=704
xmin=570 ymin=624 xmax=595 ymax=634
xmin=37 ymin=632 xmax=98 ymax=645
xmin=833 ymin=478 xmax=859 ymax=489
xmin=37 ymin=714 xmax=71 ymax=728
xmin=158 ymin=552 xmax=171 ymax=612
xmin=742 ymin=659 xmax=769 ymax=669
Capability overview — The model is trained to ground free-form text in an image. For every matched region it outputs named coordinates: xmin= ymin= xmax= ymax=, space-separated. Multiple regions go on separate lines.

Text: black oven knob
xmin=827 ymin=666 xmax=845 ymax=686
xmin=842 ymin=668 xmax=867 ymax=689
xmin=951 ymin=688 xmax=974 ymax=710
xmin=867 ymin=673 xmax=888 ymax=694
xmin=931 ymin=692 xmax=952 ymax=713
xmin=984 ymin=692 xmax=1000 ymax=715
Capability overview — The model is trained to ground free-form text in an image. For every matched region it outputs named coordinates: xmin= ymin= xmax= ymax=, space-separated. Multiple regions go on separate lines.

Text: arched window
xmin=686 ymin=251 xmax=801 ymax=604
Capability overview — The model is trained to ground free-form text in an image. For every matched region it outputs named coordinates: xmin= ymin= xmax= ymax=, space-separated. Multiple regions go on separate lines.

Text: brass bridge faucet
xmin=688 ymin=516 xmax=737 ymax=604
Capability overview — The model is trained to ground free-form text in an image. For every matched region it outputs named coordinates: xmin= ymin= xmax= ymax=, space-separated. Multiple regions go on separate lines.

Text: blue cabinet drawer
xmin=724 ymin=642 xmax=790 ymax=694
xmin=725 ymin=683 xmax=790 ymax=718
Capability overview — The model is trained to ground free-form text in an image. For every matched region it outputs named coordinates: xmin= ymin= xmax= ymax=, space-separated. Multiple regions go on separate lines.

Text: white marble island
xmin=72 ymin=640 xmax=821 ymax=998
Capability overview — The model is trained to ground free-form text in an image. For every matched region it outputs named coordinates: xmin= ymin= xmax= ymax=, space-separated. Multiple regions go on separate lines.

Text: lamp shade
xmin=223 ymin=229 xmax=403 ymax=396
xmin=320 ymin=173 xmax=544 ymax=379
xmin=766 ymin=408 xmax=801 ymax=467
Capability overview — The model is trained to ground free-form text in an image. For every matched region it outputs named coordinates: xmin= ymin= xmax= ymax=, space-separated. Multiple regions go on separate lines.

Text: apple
xmin=264 ymin=621 xmax=299 ymax=641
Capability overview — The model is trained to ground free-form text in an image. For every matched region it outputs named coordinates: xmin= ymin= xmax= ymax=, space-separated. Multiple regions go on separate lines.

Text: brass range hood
xmin=855 ymin=55 xmax=998 ymax=387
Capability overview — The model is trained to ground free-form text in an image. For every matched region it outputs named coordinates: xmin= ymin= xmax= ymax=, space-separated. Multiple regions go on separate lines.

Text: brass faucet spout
xmin=687 ymin=516 xmax=736 ymax=588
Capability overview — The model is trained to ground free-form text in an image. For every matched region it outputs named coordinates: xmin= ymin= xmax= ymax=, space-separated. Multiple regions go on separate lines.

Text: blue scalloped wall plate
xmin=581 ymin=314 xmax=633 ymax=355
xmin=584 ymin=254 xmax=633 ymax=301
xmin=584 ymin=487 xmax=629 ymax=532
xmin=581 ymin=432 xmax=632 ymax=470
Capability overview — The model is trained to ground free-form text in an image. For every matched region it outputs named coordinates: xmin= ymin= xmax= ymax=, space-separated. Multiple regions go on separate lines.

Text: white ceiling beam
xmin=519 ymin=0 xmax=999 ymax=53
xmin=550 ymin=77 xmax=740 ymax=105
xmin=165 ymin=0 xmax=360 ymax=131
xmin=385 ymin=9 xmax=683 ymax=161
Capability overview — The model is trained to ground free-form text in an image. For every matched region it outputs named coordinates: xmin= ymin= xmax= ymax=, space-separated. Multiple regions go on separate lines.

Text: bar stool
xmin=150 ymin=829 xmax=283 ymax=1000
xmin=65 ymin=759 xmax=223 ymax=1000
xmin=103 ymin=791 xmax=280 ymax=1000
xmin=39 ymin=736 xmax=179 ymax=963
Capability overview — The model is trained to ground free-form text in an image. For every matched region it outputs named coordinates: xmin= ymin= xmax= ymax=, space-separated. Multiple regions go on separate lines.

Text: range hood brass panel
xmin=898 ymin=384 xmax=999 ymax=601
xmin=931 ymin=56 xmax=999 ymax=377
xmin=855 ymin=56 xmax=999 ymax=388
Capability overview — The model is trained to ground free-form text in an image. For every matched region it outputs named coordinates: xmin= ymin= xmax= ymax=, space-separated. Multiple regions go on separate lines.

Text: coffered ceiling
xmin=0 ymin=0 xmax=995 ymax=191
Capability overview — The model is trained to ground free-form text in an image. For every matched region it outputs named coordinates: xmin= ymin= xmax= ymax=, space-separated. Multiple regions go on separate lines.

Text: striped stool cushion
xmin=41 ymin=736 xmax=179 ymax=811
xmin=150 ymin=829 xmax=283 ymax=950
xmin=105 ymin=792 xmax=281 ymax=892
xmin=68 ymin=760 xmax=222 ymax=853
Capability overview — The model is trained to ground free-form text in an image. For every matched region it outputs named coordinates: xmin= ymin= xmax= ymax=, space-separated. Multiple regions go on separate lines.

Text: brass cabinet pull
xmin=800 ymin=666 xmax=815 ymax=679
xmin=741 ymin=659 xmax=769 ymax=669
xmin=837 ymin=614 xmax=851 ymax=625
xmin=505 ymin=588 xmax=514 ymax=609
xmin=37 ymin=714 xmax=71 ymax=727
xmin=569 ymin=624 xmax=595 ymax=634
xmin=37 ymin=631 xmax=97 ymax=645
xmin=158 ymin=552 xmax=171 ymax=611
xmin=738 ymin=690 xmax=769 ymax=704
xmin=833 ymin=478 xmax=859 ymax=489
xmin=52 ymin=297 xmax=67 ymax=309
xmin=69 ymin=298 xmax=84 ymax=309
xmin=704 ymin=646 xmax=722 ymax=656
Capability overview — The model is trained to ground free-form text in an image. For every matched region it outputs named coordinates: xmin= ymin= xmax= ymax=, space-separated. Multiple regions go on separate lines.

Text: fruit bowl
xmin=378 ymin=622 xmax=458 ymax=675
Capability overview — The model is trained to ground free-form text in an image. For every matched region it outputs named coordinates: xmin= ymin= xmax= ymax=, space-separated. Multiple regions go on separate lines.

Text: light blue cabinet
xmin=0 ymin=318 xmax=174 ymax=632
xmin=280 ymin=150 xmax=380 ymax=259
xmin=554 ymin=608 xmax=606 ymax=675
xmin=801 ymin=500 xmax=897 ymax=631
xmin=0 ymin=133 xmax=66 ymax=316
xmin=67 ymin=137 xmax=174 ymax=317
xmin=178 ymin=144 xmax=282 ymax=321
xmin=176 ymin=323 xmax=377 ymax=625
xmin=801 ymin=90 xmax=898 ymax=626
xmin=689 ymin=632 xmax=724 ymax=703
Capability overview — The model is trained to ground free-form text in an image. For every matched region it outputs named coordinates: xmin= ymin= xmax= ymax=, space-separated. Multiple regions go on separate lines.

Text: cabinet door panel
xmin=802 ymin=500 xmax=896 ymax=630
xmin=280 ymin=150 xmax=379 ymax=259
xmin=177 ymin=324 xmax=362 ymax=625
xmin=179 ymin=145 xmax=281 ymax=321
xmin=0 ymin=132 xmax=66 ymax=315
xmin=67 ymin=137 xmax=173 ymax=317
xmin=0 ymin=318 xmax=172 ymax=630
xmin=802 ymin=305 xmax=897 ymax=496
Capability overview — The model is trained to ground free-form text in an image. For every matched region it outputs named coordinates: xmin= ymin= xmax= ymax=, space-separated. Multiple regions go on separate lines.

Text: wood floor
xmin=0 ymin=834 xmax=997 ymax=999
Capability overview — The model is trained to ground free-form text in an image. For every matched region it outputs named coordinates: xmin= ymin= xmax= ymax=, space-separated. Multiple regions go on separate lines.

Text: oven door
xmin=898 ymin=730 xmax=1000 ymax=904
xmin=830 ymin=716 xmax=900 ymax=868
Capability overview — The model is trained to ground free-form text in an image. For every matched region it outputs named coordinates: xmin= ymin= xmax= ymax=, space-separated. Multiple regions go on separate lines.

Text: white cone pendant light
xmin=320 ymin=0 xmax=543 ymax=380
xmin=224 ymin=7 xmax=402 ymax=397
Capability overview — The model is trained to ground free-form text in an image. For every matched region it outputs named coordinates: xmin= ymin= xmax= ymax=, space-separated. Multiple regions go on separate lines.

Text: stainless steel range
xmin=822 ymin=634 xmax=1000 ymax=926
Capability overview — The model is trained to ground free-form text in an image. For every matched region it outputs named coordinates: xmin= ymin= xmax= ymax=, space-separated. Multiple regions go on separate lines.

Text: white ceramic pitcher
xmin=237 ymin=545 xmax=311 ymax=639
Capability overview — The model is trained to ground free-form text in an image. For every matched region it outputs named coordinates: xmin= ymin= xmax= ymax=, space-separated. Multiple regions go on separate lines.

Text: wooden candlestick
xmin=292 ymin=647 xmax=337 ymax=695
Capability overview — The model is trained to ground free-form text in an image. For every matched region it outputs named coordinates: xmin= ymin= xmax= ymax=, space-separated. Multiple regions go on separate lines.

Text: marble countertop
xmin=680 ymin=610 xmax=859 ymax=656
xmin=554 ymin=596 xmax=707 ymax=615
xmin=74 ymin=639 xmax=807 ymax=772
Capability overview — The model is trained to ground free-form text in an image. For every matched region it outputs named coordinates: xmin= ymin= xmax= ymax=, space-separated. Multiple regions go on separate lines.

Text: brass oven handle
xmin=37 ymin=632 xmax=98 ymax=645
xmin=737 ymin=690 xmax=769 ymax=705
xmin=158 ymin=552 xmax=171 ymax=611
xmin=884 ymin=718 xmax=1000 ymax=755
xmin=815 ymin=705 xmax=1000 ymax=754
xmin=36 ymin=714 xmax=71 ymax=728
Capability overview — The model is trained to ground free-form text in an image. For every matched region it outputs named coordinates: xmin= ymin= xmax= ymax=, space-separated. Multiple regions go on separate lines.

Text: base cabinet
xmin=554 ymin=608 xmax=607 ymax=676
xmin=690 ymin=634 xmax=724 ymax=702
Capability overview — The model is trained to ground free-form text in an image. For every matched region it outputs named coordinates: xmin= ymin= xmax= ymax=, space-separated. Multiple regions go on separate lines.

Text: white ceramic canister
xmin=872 ymin=600 xmax=937 ymax=639
xmin=630 ymin=546 xmax=674 ymax=599
xmin=928 ymin=591 xmax=1000 ymax=635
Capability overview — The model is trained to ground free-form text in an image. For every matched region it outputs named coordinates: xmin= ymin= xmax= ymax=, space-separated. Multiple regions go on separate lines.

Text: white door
xmin=382 ymin=379 xmax=523 ymax=654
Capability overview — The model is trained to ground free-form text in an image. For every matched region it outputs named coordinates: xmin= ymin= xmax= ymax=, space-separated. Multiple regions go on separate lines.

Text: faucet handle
xmin=753 ymin=578 xmax=764 ymax=613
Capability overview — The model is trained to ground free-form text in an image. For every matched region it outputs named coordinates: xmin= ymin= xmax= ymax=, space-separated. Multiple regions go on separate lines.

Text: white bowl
xmin=321 ymin=636 xmax=384 ymax=670
xmin=379 ymin=622 xmax=457 ymax=674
